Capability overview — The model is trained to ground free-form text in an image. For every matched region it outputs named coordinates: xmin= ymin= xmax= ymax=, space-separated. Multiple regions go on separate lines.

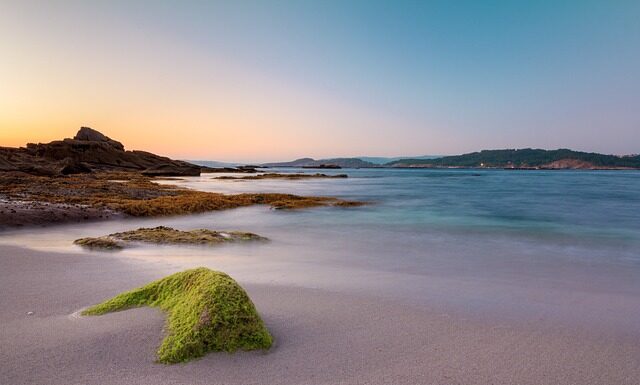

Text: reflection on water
xmin=2 ymin=168 xmax=639 ymax=330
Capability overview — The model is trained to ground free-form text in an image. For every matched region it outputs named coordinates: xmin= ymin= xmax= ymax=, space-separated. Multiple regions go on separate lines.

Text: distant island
xmin=263 ymin=157 xmax=377 ymax=168
xmin=263 ymin=149 xmax=640 ymax=170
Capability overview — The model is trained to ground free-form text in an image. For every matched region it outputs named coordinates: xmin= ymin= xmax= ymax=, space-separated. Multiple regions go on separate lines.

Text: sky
xmin=1 ymin=0 xmax=639 ymax=162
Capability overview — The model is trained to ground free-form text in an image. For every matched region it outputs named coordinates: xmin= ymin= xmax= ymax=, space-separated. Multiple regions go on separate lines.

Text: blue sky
xmin=1 ymin=0 xmax=638 ymax=160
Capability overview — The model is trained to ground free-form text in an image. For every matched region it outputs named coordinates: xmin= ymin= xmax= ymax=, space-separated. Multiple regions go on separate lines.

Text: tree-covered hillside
xmin=387 ymin=149 xmax=640 ymax=169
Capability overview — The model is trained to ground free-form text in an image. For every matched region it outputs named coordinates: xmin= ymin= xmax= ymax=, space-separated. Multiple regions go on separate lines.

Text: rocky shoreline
xmin=0 ymin=128 xmax=364 ymax=230
xmin=0 ymin=127 xmax=201 ymax=177
xmin=0 ymin=171 xmax=364 ymax=230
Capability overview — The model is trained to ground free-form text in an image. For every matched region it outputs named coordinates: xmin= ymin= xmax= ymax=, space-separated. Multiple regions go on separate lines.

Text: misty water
xmin=3 ymin=168 xmax=639 ymax=331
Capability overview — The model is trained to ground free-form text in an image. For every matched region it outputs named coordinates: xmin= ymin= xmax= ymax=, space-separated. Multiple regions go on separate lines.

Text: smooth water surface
xmin=2 ymin=168 xmax=639 ymax=330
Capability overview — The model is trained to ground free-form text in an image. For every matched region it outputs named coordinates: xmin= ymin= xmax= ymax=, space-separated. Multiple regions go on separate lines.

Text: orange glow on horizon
xmin=3 ymin=2 xmax=637 ymax=160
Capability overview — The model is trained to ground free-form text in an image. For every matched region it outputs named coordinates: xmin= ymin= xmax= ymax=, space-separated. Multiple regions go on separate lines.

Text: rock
xmin=73 ymin=127 xmax=124 ymax=150
xmin=59 ymin=158 xmax=92 ymax=175
xmin=200 ymin=166 xmax=259 ymax=173
xmin=74 ymin=237 xmax=123 ymax=250
xmin=81 ymin=268 xmax=273 ymax=363
xmin=74 ymin=226 xmax=267 ymax=250
xmin=540 ymin=159 xmax=595 ymax=169
xmin=0 ymin=127 xmax=203 ymax=176
xmin=141 ymin=163 xmax=201 ymax=177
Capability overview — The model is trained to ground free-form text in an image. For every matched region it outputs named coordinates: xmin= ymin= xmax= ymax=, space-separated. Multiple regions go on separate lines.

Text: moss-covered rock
xmin=117 ymin=191 xmax=364 ymax=216
xmin=0 ymin=172 xmax=366 ymax=222
xmin=74 ymin=226 xmax=267 ymax=250
xmin=73 ymin=236 xmax=124 ymax=250
xmin=82 ymin=268 xmax=273 ymax=363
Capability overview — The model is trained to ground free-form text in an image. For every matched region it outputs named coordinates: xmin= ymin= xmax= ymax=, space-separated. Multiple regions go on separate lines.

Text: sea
xmin=2 ymin=168 xmax=639 ymax=332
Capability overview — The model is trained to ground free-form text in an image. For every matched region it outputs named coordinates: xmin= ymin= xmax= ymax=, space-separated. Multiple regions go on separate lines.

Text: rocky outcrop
xmin=0 ymin=127 xmax=201 ymax=176
xmin=0 ymin=172 xmax=367 ymax=224
xmin=74 ymin=226 xmax=267 ymax=250
xmin=200 ymin=165 xmax=260 ymax=173
xmin=58 ymin=158 xmax=93 ymax=175
xmin=73 ymin=126 xmax=124 ymax=150
xmin=141 ymin=163 xmax=202 ymax=177
xmin=539 ymin=159 xmax=595 ymax=169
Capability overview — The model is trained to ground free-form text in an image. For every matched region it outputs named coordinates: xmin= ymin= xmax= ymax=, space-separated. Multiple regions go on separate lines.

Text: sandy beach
xmin=1 ymin=244 xmax=638 ymax=385
xmin=4 ymin=0 xmax=640 ymax=382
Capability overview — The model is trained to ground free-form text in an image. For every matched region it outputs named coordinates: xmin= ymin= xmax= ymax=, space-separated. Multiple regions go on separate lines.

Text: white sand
xmin=1 ymin=245 xmax=638 ymax=385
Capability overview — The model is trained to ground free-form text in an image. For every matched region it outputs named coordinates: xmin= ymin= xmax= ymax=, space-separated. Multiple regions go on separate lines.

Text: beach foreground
xmin=1 ymin=245 xmax=638 ymax=385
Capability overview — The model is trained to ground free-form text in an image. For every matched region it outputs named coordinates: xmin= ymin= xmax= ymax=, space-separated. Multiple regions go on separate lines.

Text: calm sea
xmin=2 ymin=168 xmax=639 ymax=330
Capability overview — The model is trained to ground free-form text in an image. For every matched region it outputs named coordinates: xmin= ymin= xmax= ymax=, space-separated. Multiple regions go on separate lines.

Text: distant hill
xmin=262 ymin=157 xmax=377 ymax=168
xmin=387 ymin=149 xmax=640 ymax=169
xmin=189 ymin=160 xmax=241 ymax=168
xmin=358 ymin=155 xmax=441 ymax=165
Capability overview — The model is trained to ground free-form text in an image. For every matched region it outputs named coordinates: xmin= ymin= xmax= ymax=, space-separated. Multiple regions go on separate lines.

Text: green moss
xmin=73 ymin=237 xmax=124 ymax=250
xmin=117 ymin=191 xmax=364 ymax=216
xmin=74 ymin=226 xmax=267 ymax=250
xmin=82 ymin=268 xmax=273 ymax=363
xmin=0 ymin=172 xmax=366 ymax=218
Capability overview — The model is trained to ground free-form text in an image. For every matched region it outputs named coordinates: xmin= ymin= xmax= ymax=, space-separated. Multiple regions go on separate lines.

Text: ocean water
xmin=2 ymin=168 xmax=639 ymax=331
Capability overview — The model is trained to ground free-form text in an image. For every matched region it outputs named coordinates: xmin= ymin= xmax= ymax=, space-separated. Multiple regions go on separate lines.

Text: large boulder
xmin=74 ymin=126 xmax=124 ymax=150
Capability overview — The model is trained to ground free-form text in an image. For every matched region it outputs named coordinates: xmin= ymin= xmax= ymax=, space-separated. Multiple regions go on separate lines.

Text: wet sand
xmin=1 ymin=245 xmax=639 ymax=385
xmin=0 ymin=200 xmax=120 ymax=229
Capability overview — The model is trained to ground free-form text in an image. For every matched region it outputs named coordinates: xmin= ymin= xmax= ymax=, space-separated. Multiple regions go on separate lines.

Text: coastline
xmin=1 ymin=166 xmax=639 ymax=384
xmin=4 ymin=0 xmax=640 ymax=382
xmin=2 ymin=244 xmax=639 ymax=385
xmin=0 ymin=171 xmax=364 ymax=230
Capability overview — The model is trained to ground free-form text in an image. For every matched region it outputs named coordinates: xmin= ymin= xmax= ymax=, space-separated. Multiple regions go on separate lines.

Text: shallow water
xmin=2 ymin=168 xmax=640 ymax=331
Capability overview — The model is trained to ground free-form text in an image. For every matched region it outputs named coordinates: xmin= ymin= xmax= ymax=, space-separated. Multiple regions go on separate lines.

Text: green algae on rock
xmin=73 ymin=236 xmax=124 ymax=250
xmin=74 ymin=226 xmax=267 ymax=250
xmin=0 ymin=171 xmax=365 ymax=216
xmin=82 ymin=268 xmax=273 ymax=363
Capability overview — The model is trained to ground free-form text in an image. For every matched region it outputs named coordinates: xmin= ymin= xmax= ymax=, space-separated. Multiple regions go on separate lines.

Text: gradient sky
xmin=1 ymin=1 xmax=639 ymax=161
